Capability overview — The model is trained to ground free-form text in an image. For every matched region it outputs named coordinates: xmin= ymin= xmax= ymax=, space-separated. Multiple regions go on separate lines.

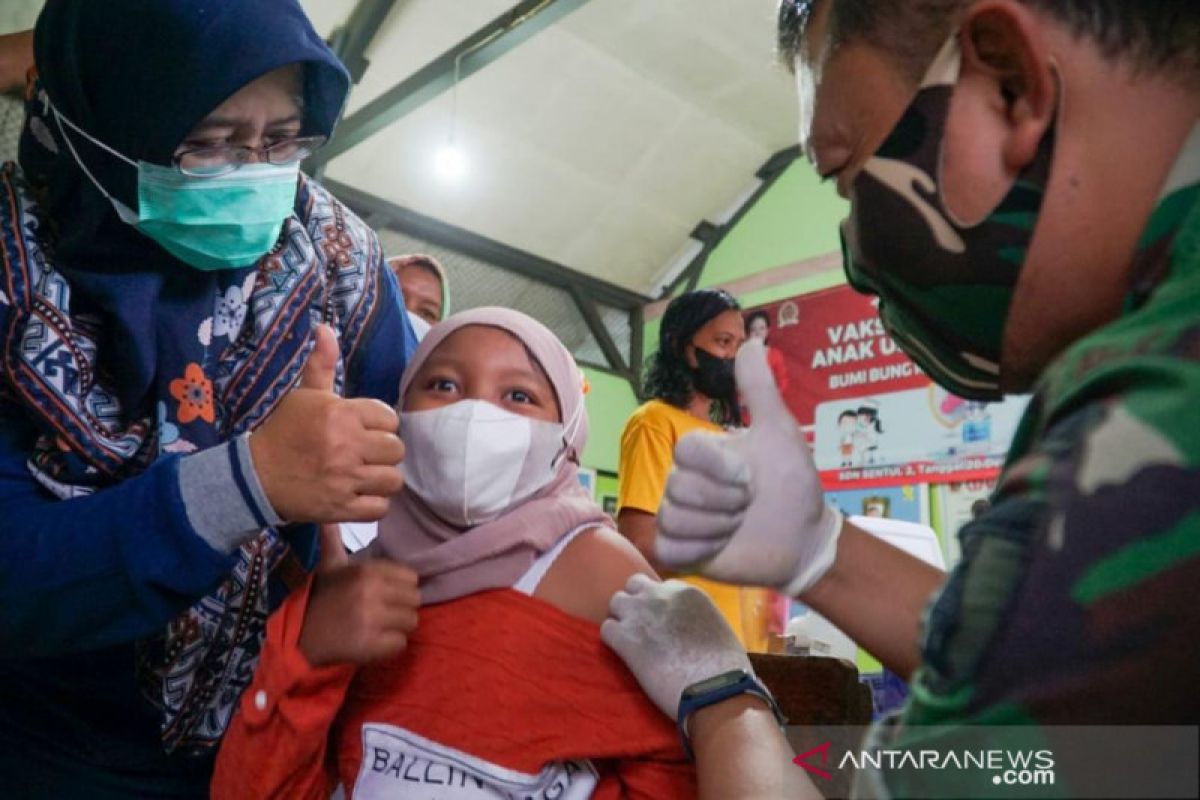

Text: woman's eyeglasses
xmin=173 ymin=135 xmax=328 ymax=177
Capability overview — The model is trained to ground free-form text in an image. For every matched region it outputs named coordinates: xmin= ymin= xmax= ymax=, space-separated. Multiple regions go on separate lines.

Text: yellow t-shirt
xmin=617 ymin=399 xmax=768 ymax=648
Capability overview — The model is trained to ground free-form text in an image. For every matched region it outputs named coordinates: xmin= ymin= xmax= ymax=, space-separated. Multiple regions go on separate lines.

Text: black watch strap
xmin=676 ymin=669 xmax=787 ymax=761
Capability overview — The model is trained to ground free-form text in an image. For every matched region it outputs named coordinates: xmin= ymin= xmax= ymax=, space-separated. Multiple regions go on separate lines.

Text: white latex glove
xmin=657 ymin=338 xmax=842 ymax=596
xmin=601 ymin=575 xmax=752 ymax=721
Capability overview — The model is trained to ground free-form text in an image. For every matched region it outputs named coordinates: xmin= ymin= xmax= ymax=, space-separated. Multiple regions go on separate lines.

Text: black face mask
xmin=691 ymin=348 xmax=736 ymax=400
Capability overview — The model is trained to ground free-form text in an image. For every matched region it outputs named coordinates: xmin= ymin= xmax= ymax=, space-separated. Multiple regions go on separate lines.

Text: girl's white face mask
xmin=400 ymin=399 xmax=578 ymax=527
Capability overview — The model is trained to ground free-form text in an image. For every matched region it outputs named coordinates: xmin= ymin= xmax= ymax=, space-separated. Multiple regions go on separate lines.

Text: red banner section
xmin=744 ymin=286 xmax=926 ymax=427
xmin=821 ymin=457 xmax=1007 ymax=491
xmin=743 ymin=286 xmax=1026 ymax=489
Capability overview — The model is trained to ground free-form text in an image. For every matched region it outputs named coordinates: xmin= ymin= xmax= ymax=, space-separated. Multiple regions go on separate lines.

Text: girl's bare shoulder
xmin=534 ymin=527 xmax=657 ymax=625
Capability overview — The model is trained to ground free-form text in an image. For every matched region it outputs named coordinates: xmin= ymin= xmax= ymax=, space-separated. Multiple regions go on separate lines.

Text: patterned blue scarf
xmin=0 ymin=0 xmax=407 ymax=753
xmin=0 ymin=154 xmax=399 ymax=750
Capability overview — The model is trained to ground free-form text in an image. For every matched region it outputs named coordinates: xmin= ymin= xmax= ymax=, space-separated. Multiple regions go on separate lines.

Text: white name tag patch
xmin=355 ymin=723 xmax=597 ymax=799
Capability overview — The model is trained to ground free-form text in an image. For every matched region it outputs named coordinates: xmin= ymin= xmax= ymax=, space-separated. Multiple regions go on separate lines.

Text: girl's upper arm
xmin=534 ymin=527 xmax=658 ymax=625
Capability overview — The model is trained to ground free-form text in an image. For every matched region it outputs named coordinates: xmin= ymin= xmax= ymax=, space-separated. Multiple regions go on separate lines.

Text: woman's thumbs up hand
xmin=249 ymin=324 xmax=406 ymax=524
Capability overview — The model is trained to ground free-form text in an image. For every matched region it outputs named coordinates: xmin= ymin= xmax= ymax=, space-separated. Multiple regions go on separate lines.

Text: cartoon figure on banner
xmin=962 ymin=401 xmax=992 ymax=450
xmin=744 ymin=310 xmax=790 ymax=395
xmin=777 ymin=300 xmax=799 ymax=328
xmin=938 ymin=394 xmax=993 ymax=455
xmin=855 ymin=399 xmax=883 ymax=465
xmin=862 ymin=495 xmax=890 ymax=518
xmin=837 ymin=410 xmax=857 ymax=467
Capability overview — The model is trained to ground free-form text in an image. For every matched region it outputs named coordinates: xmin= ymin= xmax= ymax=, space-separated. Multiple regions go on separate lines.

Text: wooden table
xmin=749 ymin=653 xmax=874 ymax=798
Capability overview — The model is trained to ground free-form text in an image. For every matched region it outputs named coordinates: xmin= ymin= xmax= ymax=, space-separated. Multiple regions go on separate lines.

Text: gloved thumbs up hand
xmin=657 ymin=339 xmax=842 ymax=596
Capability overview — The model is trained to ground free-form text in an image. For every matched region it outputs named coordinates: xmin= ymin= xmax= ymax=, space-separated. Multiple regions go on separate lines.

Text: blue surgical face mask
xmin=51 ymin=104 xmax=298 ymax=271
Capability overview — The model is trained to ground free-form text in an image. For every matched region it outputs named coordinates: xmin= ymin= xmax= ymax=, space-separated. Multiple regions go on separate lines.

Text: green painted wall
xmin=595 ymin=473 xmax=619 ymax=505
xmin=699 ymin=161 xmax=848 ymax=292
xmin=581 ymin=367 xmax=639 ymax=474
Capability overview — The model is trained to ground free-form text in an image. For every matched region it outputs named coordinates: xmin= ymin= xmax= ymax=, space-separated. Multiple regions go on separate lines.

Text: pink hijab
xmin=373 ymin=307 xmax=612 ymax=605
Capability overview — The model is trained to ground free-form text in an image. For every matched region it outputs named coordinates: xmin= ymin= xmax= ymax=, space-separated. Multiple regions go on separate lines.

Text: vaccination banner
xmin=811 ymin=385 xmax=1027 ymax=489
xmin=743 ymin=286 xmax=1028 ymax=489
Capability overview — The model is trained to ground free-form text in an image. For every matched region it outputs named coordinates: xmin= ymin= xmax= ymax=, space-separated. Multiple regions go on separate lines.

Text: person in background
xmin=617 ymin=289 xmax=770 ymax=647
xmin=970 ymin=497 xmax=991 ymax=520
xmin=744 ymin=308 xmax=799 ymax=639
xmin=0 ymin=29 xmax=32 ymax=92
xmin=336 ymin=253 xmax=449 ymax=551
xmin=0 ymin=30 xmax=33 ymax=164
xmin=603 ymin=0 xmax=1200 ymax=796
xmin=388 ymin=253 xmax=448 ymax=338
xmin=0 ymin=1 xmax=418 ymax=796
xmin=214 ymin=308 xmax=696 ymax=799
xmin=744 ymin=309 xmax=789 ymax=394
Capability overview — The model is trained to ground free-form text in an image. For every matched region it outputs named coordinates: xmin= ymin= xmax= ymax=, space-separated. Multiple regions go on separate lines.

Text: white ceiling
xmin=309 ymin=0 xmax=799 ymax=294
xmin=2 ymin=0 xmax=801 ymax=296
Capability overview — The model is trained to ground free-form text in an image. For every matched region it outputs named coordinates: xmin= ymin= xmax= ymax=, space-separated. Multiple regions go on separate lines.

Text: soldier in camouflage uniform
xmin=597 ymin=1 xmax=1200 ymax=797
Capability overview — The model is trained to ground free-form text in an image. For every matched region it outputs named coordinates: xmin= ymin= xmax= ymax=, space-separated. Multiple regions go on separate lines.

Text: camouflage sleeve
xmin=909 ymin=357 xmax=1200 ymax=730
xmin=851 ymin=357 xmax=1200 ymax=799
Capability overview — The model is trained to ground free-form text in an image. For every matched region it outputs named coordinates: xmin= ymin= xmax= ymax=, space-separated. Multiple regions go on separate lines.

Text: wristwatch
xmin=676 ymin=669 xmax=787 ymax=761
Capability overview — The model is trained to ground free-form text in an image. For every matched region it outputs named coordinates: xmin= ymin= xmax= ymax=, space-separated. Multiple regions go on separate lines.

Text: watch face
xmin=685 ymin=670 xmax=748 ymax=698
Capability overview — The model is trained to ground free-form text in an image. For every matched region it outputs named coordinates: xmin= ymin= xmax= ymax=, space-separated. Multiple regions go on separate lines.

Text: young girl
xmin=212 ymin=308 xmax=696 ymax=799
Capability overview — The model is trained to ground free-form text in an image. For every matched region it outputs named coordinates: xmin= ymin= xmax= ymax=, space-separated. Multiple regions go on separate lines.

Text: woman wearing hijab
xmin=0 ymin=1 xmax=417 ymax=795
xmin=213 ymin=308 xmax=698 ymax=799
xmin=388 ymin=253 xmax=450 ymax=333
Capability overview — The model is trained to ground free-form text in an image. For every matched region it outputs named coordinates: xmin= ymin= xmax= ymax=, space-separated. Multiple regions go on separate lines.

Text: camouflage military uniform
xmin=861 ymin=161 xmax=1200 ymax=797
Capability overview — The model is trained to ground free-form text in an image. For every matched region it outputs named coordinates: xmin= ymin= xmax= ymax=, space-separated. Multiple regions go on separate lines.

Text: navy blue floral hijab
xmin=0 ymin=0 xmax=406 ymax=753
xmin=20 ymin=0 xmax=349 ymax=420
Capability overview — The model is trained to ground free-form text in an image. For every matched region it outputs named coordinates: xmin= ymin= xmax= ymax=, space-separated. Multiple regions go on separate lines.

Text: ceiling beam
xmin=629 ymin=304 xmax=645 ymax=399
xmin=568 ymin=285 xmax=631 ymax=378
xmin=322 ymin=178 xmax=650 ymax=312
xmin=690 ymin=220 xmax=721 ymax=245
xmin=310 ymin=0 xmax=595 ymax=169
xmin=328 ymin=0 xmax=407 ymax=84
xmin=757 ymin=144 xmax=802 ymax=179
xmin=658 ymin=145 xmax=802 ymax=299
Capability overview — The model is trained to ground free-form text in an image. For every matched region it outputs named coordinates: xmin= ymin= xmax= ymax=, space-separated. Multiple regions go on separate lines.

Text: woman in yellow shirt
xmin=617 ymin=289 xmax=770 ymax=647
